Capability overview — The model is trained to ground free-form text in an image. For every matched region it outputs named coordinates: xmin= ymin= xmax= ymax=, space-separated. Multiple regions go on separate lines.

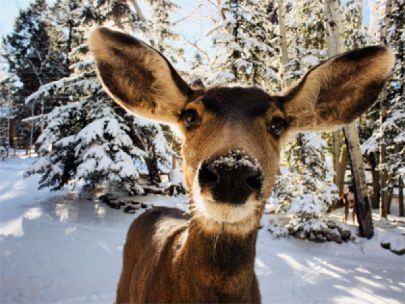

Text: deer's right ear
xmin=280 ymin=46 xmax=394 ymax=133
xmin=89 ymin=27 xmax=194 ymax=123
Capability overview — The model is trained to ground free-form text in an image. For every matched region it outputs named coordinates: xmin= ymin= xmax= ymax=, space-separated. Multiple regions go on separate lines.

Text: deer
xmin=89 ymin=27 xmax=394 ymax=303
xmin=343 ymin=186 xmax=357 ymax=224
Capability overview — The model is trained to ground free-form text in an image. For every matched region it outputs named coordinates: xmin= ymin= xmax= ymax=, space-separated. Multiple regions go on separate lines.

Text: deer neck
xmin=186 ymin=220 xmax=257 ymax=272
xmin=173 ymin=211 xmax=258 ymax=297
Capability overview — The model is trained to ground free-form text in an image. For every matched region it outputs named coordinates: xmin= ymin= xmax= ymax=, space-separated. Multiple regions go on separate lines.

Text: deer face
xmin=179 ymin=88 xmax=284 ymax=233
xmin=90 ymin=28 xmax=394 ymax=235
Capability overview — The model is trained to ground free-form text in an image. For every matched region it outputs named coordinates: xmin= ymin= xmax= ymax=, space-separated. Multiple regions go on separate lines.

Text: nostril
xmin=198 ymin=164 xmax=219 ymax=185
xmin=246 ymin=174 xmax=263 ymax=191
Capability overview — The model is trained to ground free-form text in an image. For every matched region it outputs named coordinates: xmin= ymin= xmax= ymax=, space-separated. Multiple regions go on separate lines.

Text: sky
xmin=0 ymin=0 xmax=371 ymax=38
xmin=0 ymin=0 xmax=371 ymax=76
xmin=0 ymin=0 xmax=32 ymax=37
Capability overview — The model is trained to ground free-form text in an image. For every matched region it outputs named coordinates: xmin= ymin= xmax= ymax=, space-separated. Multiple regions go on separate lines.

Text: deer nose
xmin=198 ymin=153 xmax=263 ymax=204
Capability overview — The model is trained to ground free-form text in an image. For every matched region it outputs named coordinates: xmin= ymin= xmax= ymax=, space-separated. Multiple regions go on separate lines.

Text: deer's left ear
xmin=89 ymin=27 xmax=194 ymax=123
xmin=282 ymin=46 xmax=395 ymax=133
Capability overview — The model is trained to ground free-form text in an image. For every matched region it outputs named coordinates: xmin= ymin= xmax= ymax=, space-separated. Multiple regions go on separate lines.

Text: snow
xmin=212 ymin=150 xmax=260 ymax=170
xmin=1 ymin=156 xmax=405 ymax=303
xmin=0 ymin=106 xmax=14 ymax=119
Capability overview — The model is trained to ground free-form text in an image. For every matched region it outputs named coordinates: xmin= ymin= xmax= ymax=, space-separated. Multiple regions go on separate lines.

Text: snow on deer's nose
xmin=198 ymin=150 xmax=263 ymax=204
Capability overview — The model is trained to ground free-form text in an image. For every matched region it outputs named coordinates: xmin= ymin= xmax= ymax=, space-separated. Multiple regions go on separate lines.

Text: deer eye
xmin=268 ymin=117 xmax=286 ymax=137
xmin=180 ymin=109 xmax=200 ymax=129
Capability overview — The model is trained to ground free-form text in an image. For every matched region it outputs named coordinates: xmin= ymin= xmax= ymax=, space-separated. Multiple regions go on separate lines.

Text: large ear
xmin=282 ymin=46 xmax=395 ymax=133
xmin=89 ymin=27 xmax=195 ymax=123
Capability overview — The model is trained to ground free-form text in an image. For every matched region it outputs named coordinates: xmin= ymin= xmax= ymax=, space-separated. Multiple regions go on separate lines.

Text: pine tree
xmin=0 ymin=77 xmax=13 ymax=157
xmin=147 ymin=0 xmax=184 ymax=64
xmin=383 ymin=0 xmax=404 ymax=211
xmin=2 ymin=0 xmax=66 ymax=148
xmin=364 ymin=0 xmax=405 ymax=215
xmin=209 ymin=0 xmax=280 ymax=90
xmin=270 ymin=0 xmax=338 ymax=237
xmin=271 ymin=134 xmax=338 ymax=235
xmin=25 ymin=0 xmax=175 ymax=194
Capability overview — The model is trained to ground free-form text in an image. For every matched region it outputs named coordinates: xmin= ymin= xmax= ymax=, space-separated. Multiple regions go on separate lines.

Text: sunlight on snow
xmin=277 ymin=253 xmax=305 ymax=272
xmin=55 ymin=203 xmax=79 ymax=223
xmin=0 ymin=207 xmax=43 ymax=237
xmin=254 ymin=257 xmax=271 ymax=276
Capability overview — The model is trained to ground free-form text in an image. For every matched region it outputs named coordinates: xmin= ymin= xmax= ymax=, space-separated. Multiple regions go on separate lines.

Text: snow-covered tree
xmin=0 ymin=77 xmax=13 ymax=157
xmin=363 ymin=0 xmax=404 ymax=216
xmin=270 ymin=134 xmax=338 ymax=234
xmin=2 ymin=0 xmax=66 ymax=147
xmin=147 ymin=0 xmax=185 ymax=64
xmin=25 ymin=0 xmax=176 ymax=194
xmin=209 ymin=0 xmax=280 ymax=90
xmin=269 ymin=0 xmax=338 ymax=237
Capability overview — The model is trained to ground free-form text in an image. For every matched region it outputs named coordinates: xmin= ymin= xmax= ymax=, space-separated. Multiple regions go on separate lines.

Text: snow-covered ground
xmin=1 ymin=156 xmax=404 ymax=304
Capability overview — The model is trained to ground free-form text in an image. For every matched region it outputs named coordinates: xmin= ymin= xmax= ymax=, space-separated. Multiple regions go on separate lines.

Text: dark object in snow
xmin=286 ymin=222 xmax=351 ymax=244
xmin=165 ymin=184 xmax=186 ymax=196
xmin=99 ymin=194 xmax=121 ymax=209
xmin=326 ymin=221 xmax=337 ymax=229
xmin=295 ymin=230 xmax=307 ymax=240
xmin=124 ymin=206 xmax=138 ymax=214
xmin=380 ymin=240 xmax=391 ymax=249
xmin=380 ymin=237 xmax=405 ymax=255
xmin=339 ymin=229 xmax=352 ymax=241
xmin=107 ymin=201 xmax=121 ymax=209
xmin=315 ymin=233 xmax=327 ymax=243
xmin=391 ymin=248 xmax=405 ymax=255
xmin=326 ymin=231 xmax=342 ymax=244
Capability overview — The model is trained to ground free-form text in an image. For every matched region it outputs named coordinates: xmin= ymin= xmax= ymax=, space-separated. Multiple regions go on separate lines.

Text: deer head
xmin=90 ymin=27 xmax=394 ymax=237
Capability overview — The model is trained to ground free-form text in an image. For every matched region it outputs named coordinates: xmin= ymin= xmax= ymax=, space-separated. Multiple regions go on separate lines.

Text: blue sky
xmin=0 ymin=0 xmax=371 ymax=38
xmin=0 ymin=0 xmax=371 ymax=75
xmin=0 ymin=0 xmax=32 ymax=37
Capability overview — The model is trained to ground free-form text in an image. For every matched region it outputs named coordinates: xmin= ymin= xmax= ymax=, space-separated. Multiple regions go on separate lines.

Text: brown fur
xmin=89 ymin=27 xmax=194 ymax=123
xmin=89 ymin=27 xmax=394 ymax=304
xmin=343 ymin=189 xmax=357 ymax=224
xmin=117 ymin=207 xmax=260 ymax=303
xmin=283 ymin=46 xmax=395 ymax=133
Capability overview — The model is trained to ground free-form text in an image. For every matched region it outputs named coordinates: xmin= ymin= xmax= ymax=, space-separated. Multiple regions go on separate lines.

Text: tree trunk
xmin=128 ymin=0 xmax=146 ymax=22
xmin=399 ymin=178 xmax=404 ymax=217
xmin=379 ymin=0 xmax=392 ymax=218
xmin=379 ymin=100 xmax=389 ymax=217
xmin=29 ymin=102 xmax=35 ymax=157
xmin=332 ymin=132 xmax=343 ymax=187
xmin=343 ymin=123 xmax=374 ymax=238
xmin=387 ymin=187 xmax=393 ymax=214
xmin=369 ymin=152 xmax=380 ymax=209
xmin=325 ymin=0 xmax=373 ymax=237
xmin=278 ymin=0 xmax=289 ymax=87
xmin=335 ymin=139 xmax=347 ymax=195
xmin=145 ymin=156 xmax=161 ymax=186
xmin=324 ymin=0 xmax=342 ymax=55
xmin=324 ymin=0 xmax=343 ymax=182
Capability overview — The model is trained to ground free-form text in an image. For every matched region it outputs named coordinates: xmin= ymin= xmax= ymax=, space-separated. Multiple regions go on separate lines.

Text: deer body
xmin=90 ymin=27 xmax=394 ymax=303
xmin=117 ymin=207 xmax=259 ymax=303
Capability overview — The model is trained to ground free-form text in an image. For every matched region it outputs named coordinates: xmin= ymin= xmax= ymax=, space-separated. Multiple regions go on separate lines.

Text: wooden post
xmin=172 ymin=155 xmax=177 ymax=170
xmin=344 ymin=123 xmax=374 ymax=238
xmin=399 ymin=178 xmax=404 ymax=217
xmin=325 ymin=0 xmax=373 ymax=237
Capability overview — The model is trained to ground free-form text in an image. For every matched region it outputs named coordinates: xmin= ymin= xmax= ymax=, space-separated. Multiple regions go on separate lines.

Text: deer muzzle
xmin=198 ymin=151 xmax=263 ymax=205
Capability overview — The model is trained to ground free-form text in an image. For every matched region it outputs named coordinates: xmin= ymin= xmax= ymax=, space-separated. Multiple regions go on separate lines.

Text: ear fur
xmin=89 ymin=27 xmax=194 ymax=123
xmin=282 ymin=46 xmax=395 ymax=132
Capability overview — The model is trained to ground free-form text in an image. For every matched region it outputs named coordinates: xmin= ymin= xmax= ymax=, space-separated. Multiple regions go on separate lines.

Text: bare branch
xmin=173 ymin=4 xmax=203 ymax=26
xmin=178 ymin=33 xmax=211 ymax=64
